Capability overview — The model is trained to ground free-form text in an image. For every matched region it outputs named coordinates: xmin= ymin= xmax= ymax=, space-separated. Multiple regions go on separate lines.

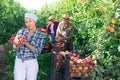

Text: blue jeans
xmin=50 ymin=33 xmax=56 ymax=43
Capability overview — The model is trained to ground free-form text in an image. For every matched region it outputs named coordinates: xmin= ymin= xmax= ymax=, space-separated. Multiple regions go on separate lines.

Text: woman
xmin=46 ymin=16 xmax=59 ymax=43
xmin=13 ymin=13 xmax=45 ymax=80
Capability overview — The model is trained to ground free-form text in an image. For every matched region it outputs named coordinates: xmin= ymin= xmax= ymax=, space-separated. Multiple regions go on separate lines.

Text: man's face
xmin=63 ymin=18 xmax=69 ymax=24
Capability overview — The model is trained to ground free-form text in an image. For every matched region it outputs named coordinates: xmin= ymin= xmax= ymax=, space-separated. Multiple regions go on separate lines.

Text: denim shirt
xmin=13 ymin=28 xmax=45 ymax=61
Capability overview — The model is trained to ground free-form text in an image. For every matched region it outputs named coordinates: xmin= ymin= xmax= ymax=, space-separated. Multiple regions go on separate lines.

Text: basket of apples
xmin=68 ymin=53 xmax=95 ymax=77
xmin=55 ymin=51 xmax=71 ymax=70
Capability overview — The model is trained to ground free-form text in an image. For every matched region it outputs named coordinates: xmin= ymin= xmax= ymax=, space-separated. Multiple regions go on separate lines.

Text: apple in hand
xmin=19 ymin=37 xmax=26 ymax=44
xmin=16 ymin=35 xmax=22 ymax=39
xmin=14 ymin=35 xmax=26 ymax=44
xmin=9 ymin=37 xmax=15 ymax=44
xmin=56 ymin=36 xmax=61 ymax=42
xmin=14 ymin=37 xmax=20 ymax=45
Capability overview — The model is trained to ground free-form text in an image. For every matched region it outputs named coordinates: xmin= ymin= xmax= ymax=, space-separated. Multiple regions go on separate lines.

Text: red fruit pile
xmin=9 ymin=35 xmax=26 ymax=44
xmin=16 ymin=35 xmax=26 ymax=44
xmin=106 ymin=25 xmax=115 ymax=32
xmin=55 ymin=51 xmax=95 ymax=77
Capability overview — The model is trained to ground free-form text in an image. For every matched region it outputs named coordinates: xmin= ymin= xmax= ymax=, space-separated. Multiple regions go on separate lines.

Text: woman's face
xmin=25 ymin=17 xmax=36 ymax=30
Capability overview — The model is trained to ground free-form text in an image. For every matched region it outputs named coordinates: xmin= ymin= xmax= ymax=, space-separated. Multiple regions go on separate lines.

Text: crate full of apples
xmin=56 ymin=53 xmax=64 ymax=69
xmin=55 ymin=51 xmax=70 ymax=69
xmin=55 ymin=51 xmax=95 ymax=77
xmin=69 ymin=53 xmax=95 ymax=77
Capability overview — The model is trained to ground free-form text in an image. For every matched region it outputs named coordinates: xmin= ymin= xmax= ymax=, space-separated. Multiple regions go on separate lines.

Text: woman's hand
xmin=13 ymin=38 xmax=20 ymax=49
xmin=19 ymin=37 xmax=26 ymax=45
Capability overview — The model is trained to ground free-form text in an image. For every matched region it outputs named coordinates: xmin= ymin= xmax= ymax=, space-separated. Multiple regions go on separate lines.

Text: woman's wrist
xmin=24 ymin=42 xmax=29 ymax=46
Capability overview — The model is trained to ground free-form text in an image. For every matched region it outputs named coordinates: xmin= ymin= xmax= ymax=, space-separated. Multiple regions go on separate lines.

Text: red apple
xmin=55 ymin=36 xmax=61 ymax=42
xmin=82 ymin=0 xmax=89 ymax=2
xmin=14 ymin=37 xmax=20 ymax=45
xmin=106 ymin=25 xmax=115 ymax=32
xmin=110 ymin=27 xmax=115 ymax=32
xmin=19 ymin=37 xmax=26 ymax=44
xmin=9 ymin=37 xmax=15 ymax=44
xmin=16 ymin=35 xmax=22 ymax=39
xmin=85 ymin=57 xmax=92 ymax=62
xmin=106 ymin=25 xmax=111 ymax=31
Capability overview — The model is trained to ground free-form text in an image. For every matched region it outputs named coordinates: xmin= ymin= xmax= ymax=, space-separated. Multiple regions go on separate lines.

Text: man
xmin=56 ymin=14 xmax=74 ymax=51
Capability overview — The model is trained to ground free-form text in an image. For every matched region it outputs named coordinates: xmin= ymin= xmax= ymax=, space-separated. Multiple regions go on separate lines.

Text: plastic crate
xmin=50 ymin=52 xmax=65 ymax=80
xmin=50 ymin=51 xmax=95 ymax=80
xmin=64 ymin=54 xmax=95 ymax=80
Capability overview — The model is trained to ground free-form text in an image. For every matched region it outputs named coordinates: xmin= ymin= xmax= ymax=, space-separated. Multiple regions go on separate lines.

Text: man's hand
xmin=56 ymin=36 xmax=62 ymax=42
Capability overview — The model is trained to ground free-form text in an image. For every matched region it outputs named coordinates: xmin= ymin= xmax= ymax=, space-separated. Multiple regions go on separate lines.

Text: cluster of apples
xmin=56 ymin=51 xmax=72 ymax=69
xmin=82 ymin=0 xmax=89 ymax=2
xmin=55 ymin=51 xmax=71 ymax=69
xmin=9 ymin=35 xmax=26 ymax=44
xmin=57 ymin=51 xmax=92 ymax=64
xmin=51 ymin=43 xmax=64 ymax=52
xmin=70 ymin=54 xmax=92 ymax=64
xmin=56 ymin=53 xmax=64 ymax=69
xmin=106 ymin=25 xmax=115 ymax=32
xmin=69 ymin=61 xmax=95 ymax=77
xmin=55 ymin=51 xmax=95 ymax=77
xmin=68 ymin=53 xmax=95 ymax=77
xmin=55 ymin=51 xmax=95 ymax=70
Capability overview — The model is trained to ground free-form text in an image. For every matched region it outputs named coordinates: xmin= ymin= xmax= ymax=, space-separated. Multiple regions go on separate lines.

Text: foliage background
xmin=0 ymin=0 xmax=120 ymax=80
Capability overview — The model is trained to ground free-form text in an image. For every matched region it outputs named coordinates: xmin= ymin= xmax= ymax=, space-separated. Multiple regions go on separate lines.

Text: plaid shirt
xmin=13 ymin=28 xmax=45 ymax=61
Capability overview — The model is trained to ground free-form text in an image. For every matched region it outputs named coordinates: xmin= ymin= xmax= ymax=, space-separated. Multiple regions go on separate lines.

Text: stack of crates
xmin=50 ymin=51 xmax=95 ymax=80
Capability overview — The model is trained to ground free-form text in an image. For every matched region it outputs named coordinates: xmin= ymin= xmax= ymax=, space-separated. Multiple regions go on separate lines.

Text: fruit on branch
xmin=82 ymin=0 xmax=89 ymax=2
xmin=106 ymin=25 xmax=115 ymax=32
xmin=111 ymin=18 xmax=117 ymax=24
xmin=92 ymin=54 xmax=97 ymax=60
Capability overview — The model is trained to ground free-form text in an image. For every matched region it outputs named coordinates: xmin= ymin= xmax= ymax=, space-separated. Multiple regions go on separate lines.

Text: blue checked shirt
xmin=13 ymin=28 xmax=45 ymax=61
